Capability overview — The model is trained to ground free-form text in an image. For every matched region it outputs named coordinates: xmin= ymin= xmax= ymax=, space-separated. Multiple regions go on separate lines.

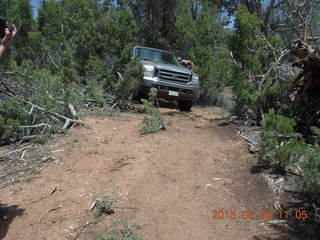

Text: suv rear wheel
xmin=178 ymin=100 xmax=193 ymax=111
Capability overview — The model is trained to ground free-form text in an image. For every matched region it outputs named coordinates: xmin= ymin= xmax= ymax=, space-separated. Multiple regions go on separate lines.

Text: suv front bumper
xmin=140 ymin=76 xmax=200 ymax=102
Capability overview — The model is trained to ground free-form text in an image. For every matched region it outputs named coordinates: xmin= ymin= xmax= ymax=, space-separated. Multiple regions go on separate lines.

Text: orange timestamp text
xmin=212 ymin=209 xmax=309 ymax=220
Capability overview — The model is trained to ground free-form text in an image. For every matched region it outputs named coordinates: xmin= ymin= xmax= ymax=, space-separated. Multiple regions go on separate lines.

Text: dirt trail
xmin=0 ymin=108 xmax=290 ymax=240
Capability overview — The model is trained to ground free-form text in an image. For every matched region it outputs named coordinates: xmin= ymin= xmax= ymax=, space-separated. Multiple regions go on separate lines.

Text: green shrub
xmin=297 ymin=148 xmax=320 ymax=203
xmin=31 ymin=135 xmax=47 ymax=144
xmin=94 ymin=197 xmax=113 ymax=217
xmin=97 ymin=219 xmax=142 ymax=240
xmin=232 ymin=75 xmax=258 ymax=118
xmin=260 ymin=109 xmax=320 ymax=202
xmin=83 ymin=56 xmax=108 ymax=106
xmin=140 ymin=88 xmax=165 ymax=134
xmin=88 ymin=81 xmax=106 ymax=106
xmin=0 ymin=98 xmax=29 ymax=139
xmin=259 ymin=109 xmax=307 ymax=171
xmin=310 ymin=126 xmax=320 ymax=144
xmin=112 ymin=57 xmax=143 ymax=104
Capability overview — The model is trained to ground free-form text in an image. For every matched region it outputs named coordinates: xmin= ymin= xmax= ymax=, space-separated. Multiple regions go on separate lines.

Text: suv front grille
xmin=157 ymin=69 xmax=191 ymax=84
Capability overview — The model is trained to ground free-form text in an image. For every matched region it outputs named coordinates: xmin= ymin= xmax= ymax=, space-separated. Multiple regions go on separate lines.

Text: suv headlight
xmin=191 ymin=74 xmax=199 ymax=85
xmin=143 ymin=65 xmax=155 ymax=78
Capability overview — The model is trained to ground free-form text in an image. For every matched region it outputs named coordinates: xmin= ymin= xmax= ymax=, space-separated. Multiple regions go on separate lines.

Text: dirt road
xmin=0 ymin=108 xmax=291 ymax=239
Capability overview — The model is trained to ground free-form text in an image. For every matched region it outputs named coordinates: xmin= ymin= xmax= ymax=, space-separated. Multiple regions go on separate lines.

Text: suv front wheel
xmin=178 ymin=100 xmax=193 ymax=111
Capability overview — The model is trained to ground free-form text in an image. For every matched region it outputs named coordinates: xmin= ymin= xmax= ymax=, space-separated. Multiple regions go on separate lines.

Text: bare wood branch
xmin=3 ymin=91 xmax=88 ymax=129
xmin=116 ymin=71 xmax=125 ymax=81
xmin=21 ymin=123 xmax=52 ymax=129
xmin=0 ymin=70 xmax=32 ymax=78
xmin=239 ymin=133 xmax=257 ymax=145
xmin=38 ymin=205 xmax=63 ymax=223
xmin=68 ymin=103 xmax=77 ymax=118
xmin=0 ymin=146 xmax=32 ymax=160
xmin=48 ymin=53 xmax=61 ymax=69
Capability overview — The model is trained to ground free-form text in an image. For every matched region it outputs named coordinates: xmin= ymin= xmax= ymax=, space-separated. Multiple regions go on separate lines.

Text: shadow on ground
xmin=253 ymin=190 xmax=320 ymax=240
xmin=253 ymin=219 xmax=320 ymax=240
xmin=0 ymin=204 xmax=25 ymax=239
xmin=158 ymin=99 xmax=178 ymax=109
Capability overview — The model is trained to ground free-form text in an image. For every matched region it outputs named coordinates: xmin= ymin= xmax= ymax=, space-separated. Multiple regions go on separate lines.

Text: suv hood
xmin=141 ymin=60 xmax=194 ymax=75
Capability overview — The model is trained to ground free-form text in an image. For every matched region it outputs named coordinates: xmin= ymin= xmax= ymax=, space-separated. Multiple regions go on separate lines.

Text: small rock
xmin=213 ymin=178 xmax=223 ymax=181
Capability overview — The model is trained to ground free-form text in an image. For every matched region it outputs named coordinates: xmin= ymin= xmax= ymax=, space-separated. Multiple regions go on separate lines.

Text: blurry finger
xmin=11 ymin=24 xmax=17 ymax=37
xmin=1 ymin=28 xmax=12 ymax=46
xmin=3 ymin=28 xmax=10 ymax=40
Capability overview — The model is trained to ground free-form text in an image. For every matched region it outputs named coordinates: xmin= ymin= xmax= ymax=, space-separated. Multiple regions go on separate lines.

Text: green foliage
xmin=0 ymin=97 xmax=28 ymax=139
xmin=259 ymin=109 xmax=307 ymax=171
xmin=94 ymin=197 xmax=113 ymax=217
xmin=104 ymin=6 xmax=140 ymax=56
xmin=174 ymin=2 xmax=233 ymax=105
xmin=311 ymin=126 xmax=320 ymax=144
xmin=97 ymin=219 xmax=142 ymax=240
xmin=311 ymin=126 xmax=320 ymax=136
xmin=232 ymin=73 xmax=258 ymax=118
xmin=140 ymin=88 xmax=165 ymax=134
xmin=0 ymin=65 xmax=85 ymax=142
xmin=231 ymin=5 xmax=263 ymax=73
xmin=84 ymin=56 xmax=108 ymax=105
xmin=229 ymin=5 xmax=286 ymax=119
xmin=112 ymin=57 xmax=143 ymax=103
xmin=31 ymin=135 xmax=47 ymax=144
xmin=3 ymin=0 xmax=36 ymax=63
xmin=297 ymin=148 xmax=320 ymax=203
xmin=259 ymin=109 xmax=320 ymax=203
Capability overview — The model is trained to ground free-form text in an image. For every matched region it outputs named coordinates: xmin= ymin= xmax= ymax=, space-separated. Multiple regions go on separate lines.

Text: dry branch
xmin=3 ymin=91 xmax=88 ymax=129
xmin=68 ymin=103 xmax=77 ymax=118
xmin=38 ymin=205 xmax=63 ymax=223
xmin=0 ymin=146 xmax=32 ymax=161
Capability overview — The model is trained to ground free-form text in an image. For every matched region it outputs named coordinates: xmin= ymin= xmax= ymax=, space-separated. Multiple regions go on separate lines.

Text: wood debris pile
xmin=0 ymin=71 xmax=88 ymax=146
xmin=290 ymin=31 xmax=320 ymax=101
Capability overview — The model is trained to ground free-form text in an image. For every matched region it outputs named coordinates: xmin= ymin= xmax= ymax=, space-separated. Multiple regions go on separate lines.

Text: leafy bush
xmin=97 ymin=219 xmax=141 ymax=240
xmin=112 ymin=57 xmax=143 ymax=104
xmin=259 ymin=109 xmax=307 ymax=172
xmin=311 ymin=126 xmax=320 ymax=144
xmin=0 ymin=98 xmax=29 ymax=140
xmin=84 ymin=56 xmax=108 ymax=106
xmin=31 ymin=135 xmax=47 ymax=144
xmin=297 ymin=148 xmax=320 ymax=203
xmin=232 ymin=74 xmax=258 ymax=118
xmin=94 ymin=197 xmax=113 ymax=217
xmin=0 ymin=66 xmax=86 ymax=143
xmin=140 ymin=88 xmax=165 ymax=134
xmin=174 ymin=2 xmax=233 ymax=106
xmin=260 ymin=109 xmax=320 ymax=202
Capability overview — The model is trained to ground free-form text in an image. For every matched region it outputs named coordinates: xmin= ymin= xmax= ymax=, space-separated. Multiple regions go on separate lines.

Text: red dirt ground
xmin=0 ymin=108 xmax=293 ymax=240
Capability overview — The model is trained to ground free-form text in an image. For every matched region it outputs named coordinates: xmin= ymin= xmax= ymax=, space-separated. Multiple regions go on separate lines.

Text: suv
xmin=130 ymin=46 xmax=200 ymax=111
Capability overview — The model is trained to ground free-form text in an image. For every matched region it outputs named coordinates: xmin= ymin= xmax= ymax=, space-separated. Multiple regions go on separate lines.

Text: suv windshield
xmin=135 ymin=47 xmax=180 ymax=66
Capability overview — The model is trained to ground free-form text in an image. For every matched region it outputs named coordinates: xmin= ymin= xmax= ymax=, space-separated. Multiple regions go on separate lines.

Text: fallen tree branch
xmin=69 ymin=219 xmax=99 ymax=240
xmin=3 ymin=91 xmax=88 ymax=129
xmin=239 ymin=133 xmax=257 ymax=145
xmin=116 ymin=71 xmax=125 ymax=81
xmin=68 ymin=103 xmax=77 ymax=118
xmin=21 ymin=123 xmax=52 ymax=129
xmin=0 ymin=146 xmax=32 ymax=161
xmin=0 ymin=77 xmax=15 ymax=94
xmin=38 ymin=205 xmax=63 ymax=223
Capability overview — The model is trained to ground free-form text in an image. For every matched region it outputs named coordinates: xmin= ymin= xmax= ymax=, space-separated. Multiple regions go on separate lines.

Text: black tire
xmin=178 ymin=100 xmax=193 ymax=111
xmin=132 ymin=91 xmax=148 ymax=102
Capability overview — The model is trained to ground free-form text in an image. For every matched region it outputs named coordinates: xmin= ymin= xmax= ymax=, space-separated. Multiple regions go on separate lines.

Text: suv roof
xmin=133 ymin=46 xmax=171 ymax=54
